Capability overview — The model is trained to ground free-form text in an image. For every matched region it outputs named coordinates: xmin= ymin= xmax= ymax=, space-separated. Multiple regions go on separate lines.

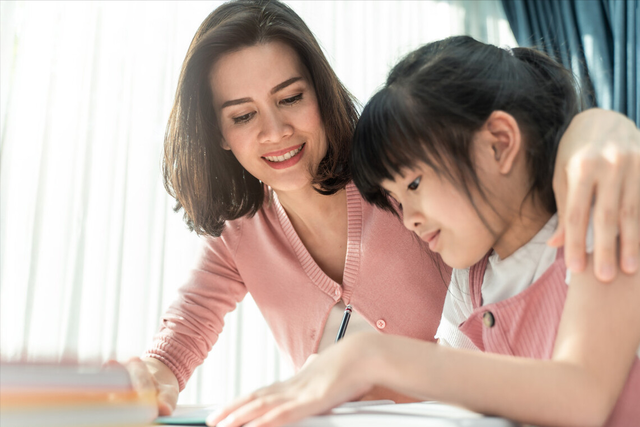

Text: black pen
xmin=335 ymin=304 xmax=352 ymax=342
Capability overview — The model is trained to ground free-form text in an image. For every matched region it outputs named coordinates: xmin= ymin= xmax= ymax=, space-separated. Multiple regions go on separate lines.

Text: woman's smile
xmin=262 ymin=143 xmax=306 ymax=169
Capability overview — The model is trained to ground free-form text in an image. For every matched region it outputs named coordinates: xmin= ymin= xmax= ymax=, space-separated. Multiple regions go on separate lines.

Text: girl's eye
xmin=281 ymin=93 xmax=303 ymax=106
xmin=232 ymin=112 xmax=255 ymax=124
xmin=408 ymin=176 xmax=421 ymax=191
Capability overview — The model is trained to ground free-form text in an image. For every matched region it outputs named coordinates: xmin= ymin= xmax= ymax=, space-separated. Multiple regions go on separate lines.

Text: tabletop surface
xmin=151 ymin=401 xmax=521 ymax=427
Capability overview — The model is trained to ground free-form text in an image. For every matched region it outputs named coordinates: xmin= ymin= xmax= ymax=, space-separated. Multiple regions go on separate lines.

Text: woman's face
xmin=380 ymin=162 xmax=496 ymax=269
xmin=209 ymin=42 xmax=327 ymax=193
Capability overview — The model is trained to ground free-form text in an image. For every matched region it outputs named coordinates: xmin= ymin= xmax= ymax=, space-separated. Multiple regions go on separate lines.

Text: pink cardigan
xmin=144 ymin=183 xmax=450 ymax=390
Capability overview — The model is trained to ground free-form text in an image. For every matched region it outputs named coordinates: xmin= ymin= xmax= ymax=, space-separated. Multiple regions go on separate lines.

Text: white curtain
xmin=0 ymin=0 xmax=516 ymax=405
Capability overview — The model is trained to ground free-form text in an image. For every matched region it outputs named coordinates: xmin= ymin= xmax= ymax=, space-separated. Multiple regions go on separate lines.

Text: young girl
xmin=208 ymin=36 xmax=640 ymax=427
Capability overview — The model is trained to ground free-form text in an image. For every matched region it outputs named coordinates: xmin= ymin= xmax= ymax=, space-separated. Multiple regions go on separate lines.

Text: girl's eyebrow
xmin=220 ymin=76 xmax=303 ymax=110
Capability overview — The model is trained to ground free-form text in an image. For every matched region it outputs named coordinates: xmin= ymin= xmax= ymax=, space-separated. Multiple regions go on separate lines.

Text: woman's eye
xmin=232 ymin=112 xmax=255 ymax=124
xmin=281 ymin=93 xmax=303 ymax=106
xmin=408 ymin=177 xmax=421 ymax=191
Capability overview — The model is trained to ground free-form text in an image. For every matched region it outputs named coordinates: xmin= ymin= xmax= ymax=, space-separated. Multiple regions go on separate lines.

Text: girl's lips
xmin=422 ymin=230 xmax=440 ymax=250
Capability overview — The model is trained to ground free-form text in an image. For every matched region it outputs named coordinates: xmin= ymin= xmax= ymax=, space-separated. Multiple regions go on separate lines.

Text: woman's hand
xmin=126 ymin=357 xmax=180 ymax=416
xmin=206 ymin=333 xmax=379 ymax=427
xmin=550 ymin=108 xmax=640 ymax=282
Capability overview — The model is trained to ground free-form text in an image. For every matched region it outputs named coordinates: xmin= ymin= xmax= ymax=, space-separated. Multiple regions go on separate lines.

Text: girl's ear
xmin=484 ymin=110 xmax=522 ymax=175
xmin=220 ymin=138 xmax=231 ymax=150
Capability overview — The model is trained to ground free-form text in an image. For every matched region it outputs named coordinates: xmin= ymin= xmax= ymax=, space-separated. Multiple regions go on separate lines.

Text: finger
xmin=157 ymin=383 xmax=179 ymax=415
xmin=547 ymin=222 xmax=565 ymax=248
xmin=563 ymin=158 xmax=595 ymax=273
xmin=207 ymin=389 xmax=275 ymax=427
xmin=211 ymin=395 xmax=284 ymax=427
xmin=551 ymin=160 xmax=568 ymax=248
xmin=102 ymin=359 xmax=121 ymax=368
xmin=619 ymin=168 xmax=640 ymax=274
xmin=245 ymin=399 xmax=318 ymax=427
xmin=592 ymin=174 xmax=622 ymax=282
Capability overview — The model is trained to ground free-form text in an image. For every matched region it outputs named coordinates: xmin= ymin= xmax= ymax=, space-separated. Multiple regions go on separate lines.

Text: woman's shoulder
xmin=212 ymin=191 xmax=283 ymax=245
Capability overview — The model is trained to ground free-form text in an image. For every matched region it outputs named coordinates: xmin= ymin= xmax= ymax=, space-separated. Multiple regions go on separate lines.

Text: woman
xmin=133 ymin=0 xmax=640 ymax=415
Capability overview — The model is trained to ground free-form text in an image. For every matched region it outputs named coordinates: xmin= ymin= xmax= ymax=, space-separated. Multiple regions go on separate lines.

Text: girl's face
xmin=380 ymin=162 xmax=496 ymax=269
xmin=209 ymin=42 xmax=327 ymax=193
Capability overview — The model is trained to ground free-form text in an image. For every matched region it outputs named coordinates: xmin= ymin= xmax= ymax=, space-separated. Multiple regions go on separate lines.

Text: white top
xmin=435 ymin=215 xmax=559 ymax=350
xmin=435 ymin=213 xmax=639 ymax=359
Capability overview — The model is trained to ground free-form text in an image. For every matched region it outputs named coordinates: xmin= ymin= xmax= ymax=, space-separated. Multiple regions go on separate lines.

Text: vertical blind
xmin=0 ymin=0 xmax=516 ymax=405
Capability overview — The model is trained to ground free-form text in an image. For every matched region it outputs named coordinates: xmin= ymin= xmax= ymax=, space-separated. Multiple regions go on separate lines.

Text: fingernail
xmin=600 ymin=264 xmax=615 ymax=281
xmin=205 ymin=412 xmax=222 ymax=427
xmin=623 ymin=256 xmax=638 ymax=273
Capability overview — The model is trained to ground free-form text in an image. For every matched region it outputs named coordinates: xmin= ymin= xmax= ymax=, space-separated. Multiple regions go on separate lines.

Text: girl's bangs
xmin=352 ymin=88 xmax=434 ymax=202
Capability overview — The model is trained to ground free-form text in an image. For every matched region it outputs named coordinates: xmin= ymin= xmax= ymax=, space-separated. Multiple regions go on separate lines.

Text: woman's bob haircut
xmin=164 ymin=0 xmax=358 ymax=236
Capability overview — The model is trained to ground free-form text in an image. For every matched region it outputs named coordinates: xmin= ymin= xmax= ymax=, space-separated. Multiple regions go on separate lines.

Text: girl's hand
xmin=127 ymin=357 xmax=180 ymax=416
xmin=550 ymin=108 xmax=640 ymax=282
xmin=206 ymin=334 xmax=378 ymax=427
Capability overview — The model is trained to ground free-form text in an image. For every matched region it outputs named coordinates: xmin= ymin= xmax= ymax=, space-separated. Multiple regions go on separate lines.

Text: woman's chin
xmin=267 ymin=175 xmax=315 ymax=194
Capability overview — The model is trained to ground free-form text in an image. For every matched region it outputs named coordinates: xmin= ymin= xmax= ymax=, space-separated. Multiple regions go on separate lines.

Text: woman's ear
xmin=484 ymin=110 xmax=522 ymax=175
xmin=220 ymin=138 xmax=231 ymax=150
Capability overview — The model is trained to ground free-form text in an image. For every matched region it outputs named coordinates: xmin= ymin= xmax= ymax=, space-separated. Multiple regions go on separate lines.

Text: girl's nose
xmin=402 ymin=205 xmax=423 ymax=232
xmin=258 ymin=109 xmax=293 ymax=144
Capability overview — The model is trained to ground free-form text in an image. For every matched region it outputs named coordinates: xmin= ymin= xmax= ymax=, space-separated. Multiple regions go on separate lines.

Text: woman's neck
xmin=274 ymin=185 xmax=347 ymax=236
xmin=274 ymin=184 xmax=349 ymax=284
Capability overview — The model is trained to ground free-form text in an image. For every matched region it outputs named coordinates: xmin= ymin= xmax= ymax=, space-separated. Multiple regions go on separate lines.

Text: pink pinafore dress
xmin=459 ymin=248 xmax=640 ymax=426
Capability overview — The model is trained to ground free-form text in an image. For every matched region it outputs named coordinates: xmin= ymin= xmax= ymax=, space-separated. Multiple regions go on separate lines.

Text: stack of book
xmin=0 ymin=362 xmax=157 ymax=427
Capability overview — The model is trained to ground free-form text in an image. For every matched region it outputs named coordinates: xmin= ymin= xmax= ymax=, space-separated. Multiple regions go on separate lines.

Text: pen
xmin=335 ymin=304 xmax=352 ymax=342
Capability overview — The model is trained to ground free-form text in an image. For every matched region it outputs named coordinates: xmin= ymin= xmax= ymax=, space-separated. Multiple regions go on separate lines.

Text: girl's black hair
xmin=352 ymin=36 xmax=582 ymax=219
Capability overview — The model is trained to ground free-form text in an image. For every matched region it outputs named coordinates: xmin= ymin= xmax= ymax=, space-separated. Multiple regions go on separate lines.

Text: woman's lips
xmin=261 ymin=143 xmax=305 ymax=170
xmin=262 ymin=143 xmax=305 ymax=158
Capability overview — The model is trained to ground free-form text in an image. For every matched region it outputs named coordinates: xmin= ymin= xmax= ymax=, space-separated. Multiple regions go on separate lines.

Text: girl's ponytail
xmin=510 ymin=47 xmax=582 ymax=213
xmin=511 ymin=46 xmax=582 ymax=127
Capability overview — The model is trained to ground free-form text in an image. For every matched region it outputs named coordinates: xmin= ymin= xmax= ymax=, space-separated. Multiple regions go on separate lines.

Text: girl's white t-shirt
xmin=435 ymin=215 xmax=560 ymax=350
xmin=436 ymin=213 xmax=640 ymax=359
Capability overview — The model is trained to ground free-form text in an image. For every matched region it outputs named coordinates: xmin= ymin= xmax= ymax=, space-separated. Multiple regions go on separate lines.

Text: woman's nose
xmin=258 ymin=108 xmax=293 ymax=144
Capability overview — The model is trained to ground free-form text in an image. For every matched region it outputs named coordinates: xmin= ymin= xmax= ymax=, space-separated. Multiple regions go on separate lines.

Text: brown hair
xmin=164 ymin=0 xmax=358 ymax=236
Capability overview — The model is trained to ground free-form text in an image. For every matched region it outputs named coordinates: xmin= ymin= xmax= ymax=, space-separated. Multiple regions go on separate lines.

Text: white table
xmin=155 ymin=401 xmax=521 ymax=426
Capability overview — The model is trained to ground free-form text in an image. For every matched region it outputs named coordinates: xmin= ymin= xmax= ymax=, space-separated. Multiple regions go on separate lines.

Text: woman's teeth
xmin=264 ymin=144 xmax=304 ymax=162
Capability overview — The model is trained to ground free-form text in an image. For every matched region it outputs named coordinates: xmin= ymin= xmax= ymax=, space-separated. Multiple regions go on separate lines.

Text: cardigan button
xmin=334 ymin=288 xmax=341 ymax=298
xmin=482 ymin=311 xmax=495 ymax=328
xmin=376 ymin=319 xmax=386 ymax=329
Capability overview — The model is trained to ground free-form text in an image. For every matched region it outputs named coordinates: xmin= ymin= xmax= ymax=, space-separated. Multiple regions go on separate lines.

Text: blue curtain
xmin=501 ymin=0 xmax=638 ymax=126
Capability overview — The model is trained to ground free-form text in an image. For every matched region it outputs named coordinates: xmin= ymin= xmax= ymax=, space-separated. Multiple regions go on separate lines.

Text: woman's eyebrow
xmin=220 ymin=77 xmax=303 ymax=110
xmin=221 ymin=97 xmax=252 ymax=109
xmin=270 ymin=76 xmax=303 ymax=94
